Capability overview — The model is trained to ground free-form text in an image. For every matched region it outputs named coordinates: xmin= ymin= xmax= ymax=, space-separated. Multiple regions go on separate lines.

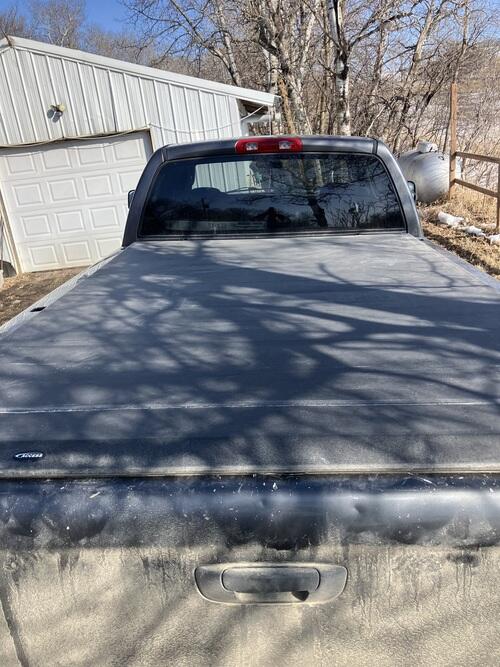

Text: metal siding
xmin=0 ymin=113 xmax=8 ymax=145
xmin=1 ymin=36 xmax=277 ymax=105
xmin=155 ymin=81 xmax=177 ymax=145
xmin=215 ymin=94 xmax=232 ymax=137
xmin=16 ymin=50 xmax=51 ymax=140
xmin=0 ymin=53 xmax=22 ymax=144
xmin=2 ymin=49 xmax=33 ymax=143
xmin=200 ymin=91 xmax=220 ymax=141
xmin=62 ymin=60 xmax=91 ymax=136
xmin=170 ymin=84 xmax=190 ymax=141
xmin=124 ymin=75 xmax=146 ymax=129
xmin=185 ymin=87 xmax=205 ymax=141
xmin=0 ymin=41 xmax=273 ymax=149
xmin=31 ymin=53 xmax=64 ymax=141
xmin=140 ymin=78 xmax=163 ymax=150
xmin=92 ymin=67 xmax=115 ymax=133
xmin=229 ymin=95 xmax=245 ymax=136
xmin=46 ymin=56 xmax=78 ymax=137
xmin=108 ymin=71 xmax=132 ymax=131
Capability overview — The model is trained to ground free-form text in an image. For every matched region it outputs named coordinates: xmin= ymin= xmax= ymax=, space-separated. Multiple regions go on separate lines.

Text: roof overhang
xmin=0 ymin=35 xmax=278 ymax=108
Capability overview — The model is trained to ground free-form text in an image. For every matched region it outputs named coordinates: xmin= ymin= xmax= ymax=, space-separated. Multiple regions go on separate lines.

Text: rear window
xmin=140 ymin=153 xmax=405 ymax=238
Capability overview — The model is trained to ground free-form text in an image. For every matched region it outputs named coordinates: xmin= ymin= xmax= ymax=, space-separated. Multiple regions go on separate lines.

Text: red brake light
xmin=235 ymin=137 xmax=303 ymax=154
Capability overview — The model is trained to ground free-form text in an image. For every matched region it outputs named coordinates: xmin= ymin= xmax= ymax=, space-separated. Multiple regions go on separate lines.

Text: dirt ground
xmin=420 ymin=200 xmax=500 ymax=280
xmin=0 ymin=267 xmax=83 ymax=326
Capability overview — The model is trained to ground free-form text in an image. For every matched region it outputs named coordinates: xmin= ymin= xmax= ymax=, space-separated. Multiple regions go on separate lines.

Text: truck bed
xmin=1 ymin=233 xmax=499 ymax=477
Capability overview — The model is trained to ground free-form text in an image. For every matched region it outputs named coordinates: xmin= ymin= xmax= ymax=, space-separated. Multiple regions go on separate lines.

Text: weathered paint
xmin=2 ymin=475 xmax=500 ymax=550
xmin=1 ymin=474 xmax=500 ymax=665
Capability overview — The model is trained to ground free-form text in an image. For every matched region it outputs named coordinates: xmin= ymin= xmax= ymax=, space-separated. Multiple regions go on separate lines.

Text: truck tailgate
xmin=1 ymin=474 xmax=500 ymax=665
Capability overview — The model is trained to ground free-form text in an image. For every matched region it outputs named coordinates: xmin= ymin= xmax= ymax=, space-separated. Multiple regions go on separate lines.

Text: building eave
xmin=2 ymin=35 xmax=278 ymax=108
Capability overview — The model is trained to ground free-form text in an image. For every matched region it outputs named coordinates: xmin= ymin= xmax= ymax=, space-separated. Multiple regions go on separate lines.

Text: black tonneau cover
xmin=0 ymin=234 xmax=499 ymax=477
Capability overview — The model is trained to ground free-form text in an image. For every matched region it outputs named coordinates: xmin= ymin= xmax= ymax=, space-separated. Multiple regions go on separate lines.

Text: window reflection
xmin=141 ymin=153 xmax=405 ymax=237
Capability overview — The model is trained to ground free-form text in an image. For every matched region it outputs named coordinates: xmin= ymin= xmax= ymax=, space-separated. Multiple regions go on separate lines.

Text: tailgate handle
xmin=195 ymin=563 xmax=347 ymax=604
xmin=223 ymin=566 xmax=319 ymax=596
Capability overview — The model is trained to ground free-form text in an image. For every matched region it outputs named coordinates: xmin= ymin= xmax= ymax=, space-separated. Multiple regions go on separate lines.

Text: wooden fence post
xmin=449 ymin=82 xmax=457 ymax=199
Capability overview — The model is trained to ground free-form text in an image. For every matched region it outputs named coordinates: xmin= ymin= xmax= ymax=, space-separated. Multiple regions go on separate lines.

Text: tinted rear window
xmin=140 ymin=153 xmax=405 ymax=238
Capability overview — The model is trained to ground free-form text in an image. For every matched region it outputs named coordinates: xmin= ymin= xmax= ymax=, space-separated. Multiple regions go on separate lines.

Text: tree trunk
xmin=361 ymin=25 xmax=386 ymax=136
xmin=213 ymin=0 xmax=242 ymax=86
xmin=286 ymin=72 xmax=312 ymax=134
xmin=277 ymin=76 xmax=297 ymax=134
xmin=326 ymin=0 xmax=351 ymax=135
xmin=334 ymin=51 xmax=350 ymax=135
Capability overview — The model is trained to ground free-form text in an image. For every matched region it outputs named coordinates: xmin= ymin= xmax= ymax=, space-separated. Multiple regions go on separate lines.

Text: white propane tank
xmin=397 ymin=141 xmax=458 ymax=204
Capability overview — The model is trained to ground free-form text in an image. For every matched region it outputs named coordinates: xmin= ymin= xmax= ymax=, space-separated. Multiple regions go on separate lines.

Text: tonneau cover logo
xmin=13 ymin=451 xmax=44 ymax=460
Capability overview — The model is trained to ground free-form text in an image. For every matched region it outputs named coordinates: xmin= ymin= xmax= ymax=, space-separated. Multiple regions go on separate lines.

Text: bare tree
xmin=0 ymin=5 xmax=30 ymax=38
xmin=29 ymin=0 xmax=86 ymax=48
xmin=4 ymin=0 xmax=498 ymax=147
xmin=124 ymin=0 xmax=245 ymax=85
xmin=322 ymin=0 xmax=432 ymax=135
xmin=83 ymin=25 xmax=164 ymax=65
xmin=325 ymin=0 xmax=350 ymax=134
xmin=123 ymin=0 xmax=499 ymax=145
xmin=245 ymin=0 xmax=319 ymax=132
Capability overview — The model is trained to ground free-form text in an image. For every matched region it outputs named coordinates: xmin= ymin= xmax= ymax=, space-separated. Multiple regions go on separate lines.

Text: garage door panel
xmin=22 ymin=214 xmax=51 ymax=238
xmin=77 ymin=145 xmax=107 ymax=167
xmin=0 ymin=132 xmax=152 ymax=272
xmin=26 ymin=244 xmax=60 ymax=270
xmin=4 ymin=153 xmax=37 ymax=175
xmin=48 ymin=178 xmax=79 ymax=203
xmin=89 ymin=207 xmax=120 ymax=230
xmin=42 ymin=148 xmax=73 ymax=171
xmin=56 ymin=210 xmax=86 ymax=234
xmin=12 ymin=182 xmax=44 ymax=207
xmin=61 ymin=240 xmax=92 ymax=264
xmin=83 ymin=174 xmax=114 ymax=198
xmin=112 ymin=136 xmax=145 ymax=162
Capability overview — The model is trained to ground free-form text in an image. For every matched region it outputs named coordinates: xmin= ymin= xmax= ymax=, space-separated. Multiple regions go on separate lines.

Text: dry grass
xmin=425 ymin=187 xmax=498 ymax=231
xmin=423 ymin=221 xmax=500 ymax=278
xmin=0 ymin=268 xmax=83 ymax=326
xmin=421 ymin=187 xmax=500 ymax=280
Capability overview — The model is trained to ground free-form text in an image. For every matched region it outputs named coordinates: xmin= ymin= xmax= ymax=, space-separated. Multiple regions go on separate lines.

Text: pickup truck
xmin=0 ymin=135 xmax=499 ymax=667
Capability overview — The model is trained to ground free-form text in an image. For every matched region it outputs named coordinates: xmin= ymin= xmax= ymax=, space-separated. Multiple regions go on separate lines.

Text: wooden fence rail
xmin=448 ymin=82 xmax=500 ymax=233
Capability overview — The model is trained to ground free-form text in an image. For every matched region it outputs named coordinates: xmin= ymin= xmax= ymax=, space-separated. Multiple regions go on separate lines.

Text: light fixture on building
xmin=50 ymin=103 xmax=66 ymax=114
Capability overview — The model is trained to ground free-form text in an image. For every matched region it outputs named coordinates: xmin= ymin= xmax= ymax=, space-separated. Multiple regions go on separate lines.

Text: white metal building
xmin=0 ymin=36 xmax=276 ymax=273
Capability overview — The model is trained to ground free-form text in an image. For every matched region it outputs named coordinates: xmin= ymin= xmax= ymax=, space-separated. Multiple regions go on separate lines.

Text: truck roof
xmin=161 ymin=135 xmax=378 ymax=159
xmin=0 ymin=233 xmax=498 ymax=478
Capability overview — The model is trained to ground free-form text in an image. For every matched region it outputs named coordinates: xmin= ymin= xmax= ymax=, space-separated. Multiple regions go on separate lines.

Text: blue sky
xmin=0 ymin=0 xmax=130 ymax=31
xmin=84 ymin=0 xmax=129 ymax=29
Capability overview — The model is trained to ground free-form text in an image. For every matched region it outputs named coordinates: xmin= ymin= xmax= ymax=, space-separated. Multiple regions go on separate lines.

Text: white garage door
xmin=0 ymin=132 xmax=152 ymax=272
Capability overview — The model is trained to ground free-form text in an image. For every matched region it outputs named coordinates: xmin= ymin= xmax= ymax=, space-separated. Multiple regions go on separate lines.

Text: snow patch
xmin=464 ymin=225 xmax=486 ymax=237
xmin=437 ymin=211 xmax=463 ymax=227
xmin=435 ymin=211 xmax=498 ymax=241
